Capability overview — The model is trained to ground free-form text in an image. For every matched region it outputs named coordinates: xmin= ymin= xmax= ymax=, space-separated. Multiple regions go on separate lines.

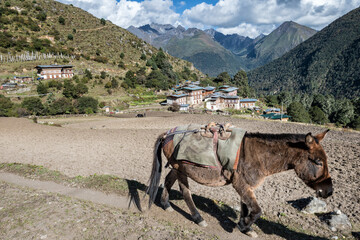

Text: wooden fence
xmin=0 ymin=51 xmax=75 ymax=63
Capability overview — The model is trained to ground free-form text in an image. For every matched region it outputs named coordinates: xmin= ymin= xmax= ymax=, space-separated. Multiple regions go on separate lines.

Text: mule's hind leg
xmin=177 ymin=173 xmax=207 ymax=227
xmin=160 ymin=169 xmax=177 ymax=211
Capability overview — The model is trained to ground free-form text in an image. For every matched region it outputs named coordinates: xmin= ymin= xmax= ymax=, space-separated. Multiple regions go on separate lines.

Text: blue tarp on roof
xmin=261 ymin=113 xmax=291 ymax=119
xmin=240 ymin=99 xmax=258 ymax=102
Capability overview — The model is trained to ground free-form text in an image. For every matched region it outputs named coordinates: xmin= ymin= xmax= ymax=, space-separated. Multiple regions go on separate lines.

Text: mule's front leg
xmin=233 ymin=184 xmax=262 ymax=237
xmin=177 ymin=173 xmax=208 ymax=227
xmin=238 ymin=197 xmax=261 ymax=237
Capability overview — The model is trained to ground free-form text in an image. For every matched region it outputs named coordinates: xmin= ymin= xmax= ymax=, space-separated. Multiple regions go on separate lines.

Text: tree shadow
xmin=125 ymin=179 xmax=329 ymax=239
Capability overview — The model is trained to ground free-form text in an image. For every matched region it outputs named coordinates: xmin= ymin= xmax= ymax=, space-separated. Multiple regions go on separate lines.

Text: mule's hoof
xmin=245 ymin=230 xmax=258 ymax=238
xmin=198 ymin=220 xmax=208 ymax=227
xmin=165 ymin=206 xmax=174 ymax=212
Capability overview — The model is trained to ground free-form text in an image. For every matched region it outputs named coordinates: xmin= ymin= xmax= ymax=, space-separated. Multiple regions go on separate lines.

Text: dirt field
xmin=0 ymin=112 xmax=359 ymax=239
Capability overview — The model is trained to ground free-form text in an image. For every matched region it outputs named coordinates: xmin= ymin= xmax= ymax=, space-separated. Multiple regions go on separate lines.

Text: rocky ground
xmin=0 ymin=112 xmax=359 ymax=239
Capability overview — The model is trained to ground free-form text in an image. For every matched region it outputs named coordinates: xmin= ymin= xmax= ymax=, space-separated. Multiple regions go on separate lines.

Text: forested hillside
xmin=0 ymin=0 xmax=201 ymax=78
xmin=248 ymin=7 xmax=360 ymax=99
xmin=0 ymin=0 xmax=203 ymax=116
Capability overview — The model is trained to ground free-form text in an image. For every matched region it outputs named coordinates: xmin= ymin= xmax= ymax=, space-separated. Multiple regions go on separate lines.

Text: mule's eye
xmin=309 ymin=157 xmax=323 ymax=166
xmin=314 ymin=159 xmax=323 ymax=166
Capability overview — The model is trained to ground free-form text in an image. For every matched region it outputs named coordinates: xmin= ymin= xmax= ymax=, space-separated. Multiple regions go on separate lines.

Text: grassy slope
xmin=0 ymin=0 xmax=202 ymax=107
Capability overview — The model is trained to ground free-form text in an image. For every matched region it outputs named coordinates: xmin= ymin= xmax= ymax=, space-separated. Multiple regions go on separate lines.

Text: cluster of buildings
xmin=1 ymin=65 xmax=74 ymax=90
xmin=165 ymin=82 xmax=258 ymax=112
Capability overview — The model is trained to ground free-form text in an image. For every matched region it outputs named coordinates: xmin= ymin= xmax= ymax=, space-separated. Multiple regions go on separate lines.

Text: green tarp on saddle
xmin=172 ymin=124 xmax=246 ymax=171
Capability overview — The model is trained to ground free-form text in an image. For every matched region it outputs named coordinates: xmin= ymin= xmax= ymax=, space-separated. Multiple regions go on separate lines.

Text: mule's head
xmin=294 ymin=130 xmax=333 ymax=199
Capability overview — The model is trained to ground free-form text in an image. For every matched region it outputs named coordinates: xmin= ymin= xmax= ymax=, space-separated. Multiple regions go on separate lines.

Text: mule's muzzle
xmin=315 ymin=178 xmax=333 ymax=198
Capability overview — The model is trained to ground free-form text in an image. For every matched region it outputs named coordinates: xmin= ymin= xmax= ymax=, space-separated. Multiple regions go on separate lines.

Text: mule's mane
xmin=246 ymin=132 xmax=306 ymax=143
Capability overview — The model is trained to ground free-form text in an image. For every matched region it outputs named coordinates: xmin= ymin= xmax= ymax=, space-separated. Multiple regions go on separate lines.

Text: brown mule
xmin=146 ymin=128 xmax=333 ymax=237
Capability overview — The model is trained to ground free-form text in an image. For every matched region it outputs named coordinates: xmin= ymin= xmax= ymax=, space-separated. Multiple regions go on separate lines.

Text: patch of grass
xmin=74 ymin=173 xmax=128 ymax=194
xmin=0 ymin=163 xmax=129 ymax=195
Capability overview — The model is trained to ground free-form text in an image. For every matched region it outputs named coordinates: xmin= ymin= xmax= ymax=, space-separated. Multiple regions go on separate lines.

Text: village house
xmin=239 ymin=99 xmax=258 ymax=109
xmin=12 ymin=76 xmax=33 ymax=83
xmin=218 ymin=85 xmax=238 ymax=96
xmin=205 ymin=93 xmax=221 ymax=111
xmin=203 ymin=86 xmax=216 ymax=98
xmin=35 ymin=65 xmax=74 ymax=80
xmin=179 ymin=104 xmax=190 ymax=111
xmin=0 ymin=82 xmax=17 ymax=90
xmin=265 ymin=108 xmax=281 ymax=114
xmin=166 ymin=93 xmax=188 ymax=106
xmin=221 ymin=95 xmax=240 ymax=109
xmin=182 ymin=85 xmax=204 ymax=105
xmin=261 ymin=112 xmax=291 ymax=121
xmin=204 ymin=93 xmax=240 ymax=110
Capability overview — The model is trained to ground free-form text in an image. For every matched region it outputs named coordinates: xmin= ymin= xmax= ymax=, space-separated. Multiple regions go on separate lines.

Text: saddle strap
xmin=211 ymin=128 xmax=222 ymax=169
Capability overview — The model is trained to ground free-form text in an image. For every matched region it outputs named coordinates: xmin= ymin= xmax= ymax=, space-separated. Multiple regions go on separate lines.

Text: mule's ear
xmin=315 ymin=129 xmax=330 ymax=142
xmin=305 ymin=133 xmax=315 ymax=149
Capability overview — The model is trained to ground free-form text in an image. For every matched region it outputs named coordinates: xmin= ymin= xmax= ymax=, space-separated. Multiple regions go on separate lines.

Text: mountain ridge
xmin=247 ymin=7 xmax=360 ymax=99
xmin=128 ymin=21 xmax=316 ymax=76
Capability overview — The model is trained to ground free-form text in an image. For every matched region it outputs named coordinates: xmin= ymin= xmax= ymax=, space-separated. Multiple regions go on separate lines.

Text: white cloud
xmin=57 ymin=0 xmax=180 ymax=28
xmin=217 ymin=23 xmax=276 ymax=38
xmin=179 ymin=0 xmax=360 ymax=36
xmin=57 ymin=0 xmax=360 ymax=37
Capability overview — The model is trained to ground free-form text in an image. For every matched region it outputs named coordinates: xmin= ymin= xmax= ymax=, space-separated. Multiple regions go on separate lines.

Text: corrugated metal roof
xmin=35 ymin=65 xmax=73 ymax=68
xmin=182 ymin=85 xmax=203 ymax=91
xmin=167 ymin=94 xmax=188 ymax=98
xmin=265 ymin=108 xmax=281 ymax=112
xmin=204 ymin=86 xmax=216 ymax=91
xmin=220 ymin=87 xmax=238 ymax=92
xmin=221 ymin=95 xmax=239 ymax=99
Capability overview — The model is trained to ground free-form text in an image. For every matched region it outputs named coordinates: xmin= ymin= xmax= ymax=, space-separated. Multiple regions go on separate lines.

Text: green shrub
xmin=93 ymin=56 xmax=108 ymax=64
xmin=58 ymin=16 xmax=65 ymax=25
xmin=76 ymin=96 xmax=98 ymax=114
xmin=287 ymin=102 xmax=311 ymax=123
xmin=0 ymin=94 xmax=13 ymax=116
xmin=36 ymin=12 xmax=46 ymax=21
xmin=21 ymin=97 xmax=44 ymax=115
xmin=36 ymin=81 xmax=48 ymax=95
xmin=48 ymin=97 xmax=73 ymax=115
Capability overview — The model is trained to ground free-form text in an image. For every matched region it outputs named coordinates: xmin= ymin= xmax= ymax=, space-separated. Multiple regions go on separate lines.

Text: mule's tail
xmin=146 ymin=133 xmax=165 ymax=208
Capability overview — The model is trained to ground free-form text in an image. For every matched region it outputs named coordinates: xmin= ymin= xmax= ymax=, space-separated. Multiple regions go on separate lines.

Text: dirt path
xmin=1 ymin=114 xmax=359 ymax=239
xmin=0 ymin=172 xmax=130 ymax=209
xmin=77 ymin=26 xmax=109 ymax=32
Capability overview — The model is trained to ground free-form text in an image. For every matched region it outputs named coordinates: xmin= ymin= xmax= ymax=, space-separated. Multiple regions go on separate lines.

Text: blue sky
xmin=58 ymin=0 xmax=360 ymax=38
